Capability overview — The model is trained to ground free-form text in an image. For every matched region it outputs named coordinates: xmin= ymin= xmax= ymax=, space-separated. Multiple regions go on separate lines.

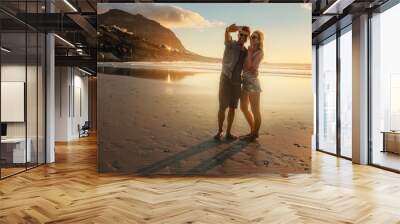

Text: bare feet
xmin=214 ymin=131 xmax=224 ymax=140
xmin=240 ymin=133 xmax=259 ymax=142
xmin=240 ymin=133 xmax=253 ymax=139
xmin=225 ymin=133 xmax=238 ymax=141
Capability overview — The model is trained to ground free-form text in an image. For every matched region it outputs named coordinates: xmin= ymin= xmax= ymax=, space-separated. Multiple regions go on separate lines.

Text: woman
xmin=240 ymin=30 xmax=264 ymax=141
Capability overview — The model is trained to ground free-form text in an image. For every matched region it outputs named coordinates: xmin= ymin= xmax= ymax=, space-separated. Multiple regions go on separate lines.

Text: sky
xmin=98 ymin=3 xmax=312 ymax=64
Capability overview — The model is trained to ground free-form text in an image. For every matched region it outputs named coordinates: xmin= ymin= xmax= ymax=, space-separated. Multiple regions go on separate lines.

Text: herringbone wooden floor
xmin=1 ymin=135 xmax=400 ymax=224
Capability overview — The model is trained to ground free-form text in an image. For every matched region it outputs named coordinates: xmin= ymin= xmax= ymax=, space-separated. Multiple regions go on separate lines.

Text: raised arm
xmin=225 ymin=24 xmax=238 ymax=45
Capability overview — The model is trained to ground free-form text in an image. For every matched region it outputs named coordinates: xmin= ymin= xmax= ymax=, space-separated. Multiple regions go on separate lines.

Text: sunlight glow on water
xmin=167 ymin=72 xmax=171 ymax=83
xmin=99 ymin=61 xmax=312 ymax=76
xmin=98 ymin=63 xmax=313 ymax=106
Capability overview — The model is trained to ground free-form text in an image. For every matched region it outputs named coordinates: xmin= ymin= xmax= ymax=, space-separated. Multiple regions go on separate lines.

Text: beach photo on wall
xmin=97 ymin=3 xmax=312 ymax=175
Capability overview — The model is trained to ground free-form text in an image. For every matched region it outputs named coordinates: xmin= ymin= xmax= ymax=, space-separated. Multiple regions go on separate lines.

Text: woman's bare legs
xmin=240 ymin=90 xmax=254 ymax=134
xmin=249 ymin=92 xmax=261 ymax=137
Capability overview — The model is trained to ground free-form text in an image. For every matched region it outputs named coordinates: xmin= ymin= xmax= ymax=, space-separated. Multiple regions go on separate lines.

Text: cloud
xmin=98 ymin=3 xmax=225 ymax=29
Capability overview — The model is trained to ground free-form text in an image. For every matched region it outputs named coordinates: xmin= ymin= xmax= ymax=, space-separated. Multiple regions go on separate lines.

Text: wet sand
xmin=98 ymin=69 xmax=313 ymax=175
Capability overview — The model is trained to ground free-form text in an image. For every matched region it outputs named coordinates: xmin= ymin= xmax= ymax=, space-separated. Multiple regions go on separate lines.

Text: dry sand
xmin=98 ymin=71 xmax=313 ymax=175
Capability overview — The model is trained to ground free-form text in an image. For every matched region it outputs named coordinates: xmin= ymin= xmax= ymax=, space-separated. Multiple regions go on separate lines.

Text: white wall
xmin=1 ymin=65 xmax=33 ymax=138
xmin=55 ymin=67 xmax=89 ymax=141
xmin=72 ymin=73 xmax=89 ymax=138
xmin=1 ymin=65 xmax=26 ymax=142
xmin=1 ymin=64 xmax=25 ymax=81
xmin=1 ymin=63 xmax=46 ymax=164
xmin=55 ymin=66 xmax=70 ymax=141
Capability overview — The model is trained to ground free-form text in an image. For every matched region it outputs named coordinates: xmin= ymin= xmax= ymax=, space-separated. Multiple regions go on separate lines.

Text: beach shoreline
xmin=98 ymin=61 xmax=312 ymax=76
xmin=97 ymin=67 xmax=313 ymax=175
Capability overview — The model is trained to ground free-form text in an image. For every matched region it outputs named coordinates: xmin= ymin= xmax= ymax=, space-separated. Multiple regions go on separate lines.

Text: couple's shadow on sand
xmin=136 ymin=137 xmax=257 ymax=176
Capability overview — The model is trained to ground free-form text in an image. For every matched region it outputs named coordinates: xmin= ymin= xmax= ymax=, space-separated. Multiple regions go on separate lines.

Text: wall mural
xmin=97 ymin=3 xmax=313 ymax=175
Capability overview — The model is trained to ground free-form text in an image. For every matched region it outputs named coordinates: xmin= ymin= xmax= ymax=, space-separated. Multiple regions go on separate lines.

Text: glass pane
xmin=1 ymin=32 xmax=27 ymax=177
xmin=318 ymin=36 xmax=337 ymax=154
xmin=0 ymin=1 xmax=46 ymax=178
xmin=371 ymin=5 xmax=400 ymax=171
xmin=340 ymin=29 xmax=352 ymax=158
xmin=26 ymin=0 xmax=38 ymax=169
xmin=27 ymin=31 xmax=38 ymax=169
xmin=38 ymin=33 xmax=45 ymax=165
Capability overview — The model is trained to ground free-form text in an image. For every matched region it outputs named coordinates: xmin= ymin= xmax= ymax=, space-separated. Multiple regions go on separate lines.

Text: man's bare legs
xmin=215 ymin=108 xmax=226 ymax=139
xmin=226 ymin=107 xmax=237 ymax=140
xmin=215 ymin=107 xmax=237 ymax=140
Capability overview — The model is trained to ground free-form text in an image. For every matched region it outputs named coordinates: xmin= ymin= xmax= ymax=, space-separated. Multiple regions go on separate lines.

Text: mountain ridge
xmin=98 ymin=9 xmax=220 ymax=63
xmin=99 ymin=9 xmax=185 ymax=51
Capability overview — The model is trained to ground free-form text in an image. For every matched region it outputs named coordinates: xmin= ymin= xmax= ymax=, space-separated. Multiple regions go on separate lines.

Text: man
xmin=214 ymin=24 xmax=250 ymax=140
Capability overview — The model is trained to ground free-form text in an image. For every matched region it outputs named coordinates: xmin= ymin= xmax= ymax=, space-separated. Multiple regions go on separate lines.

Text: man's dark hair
xmin=241 ymin=26 xmax=251 ymax=34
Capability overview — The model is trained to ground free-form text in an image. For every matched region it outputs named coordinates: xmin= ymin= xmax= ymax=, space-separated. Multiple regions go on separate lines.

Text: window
xmin=339 ymin=27 xmax=352 ymax=158
xmin=370 ymin=3 xmax=400 ymax=171
xmin=0 ymin=1 xmax=46 ymax=179
xmin=317 ymin=35 xmax=337 ymax=154
xmin=390 ymin=74 xmax=400 ymax=130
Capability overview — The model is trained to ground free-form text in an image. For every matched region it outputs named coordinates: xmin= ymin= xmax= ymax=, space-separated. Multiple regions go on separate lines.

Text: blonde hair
xmin=252 ymin=30 xmax=264 ymax=51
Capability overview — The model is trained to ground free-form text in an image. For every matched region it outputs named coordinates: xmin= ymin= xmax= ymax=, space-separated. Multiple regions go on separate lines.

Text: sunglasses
xmin=239 ymin=33 xmax=248 ymax=38
xmin=251 ymin=35 xmax=259 ymax=40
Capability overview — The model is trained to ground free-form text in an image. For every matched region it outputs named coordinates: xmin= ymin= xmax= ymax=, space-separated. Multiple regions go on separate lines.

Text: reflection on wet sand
xmin=100 ymin=67 xmax=195 ymax=82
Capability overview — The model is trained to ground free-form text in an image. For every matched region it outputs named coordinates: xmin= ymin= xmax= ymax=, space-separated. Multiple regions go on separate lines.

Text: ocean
xmin=97 ymin=61 xmax=313 ymax=105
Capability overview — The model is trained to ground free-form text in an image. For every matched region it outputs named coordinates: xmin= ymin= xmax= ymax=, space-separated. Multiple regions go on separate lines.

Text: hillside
xmin=97 ymin=9 xmax=220 ymax=62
